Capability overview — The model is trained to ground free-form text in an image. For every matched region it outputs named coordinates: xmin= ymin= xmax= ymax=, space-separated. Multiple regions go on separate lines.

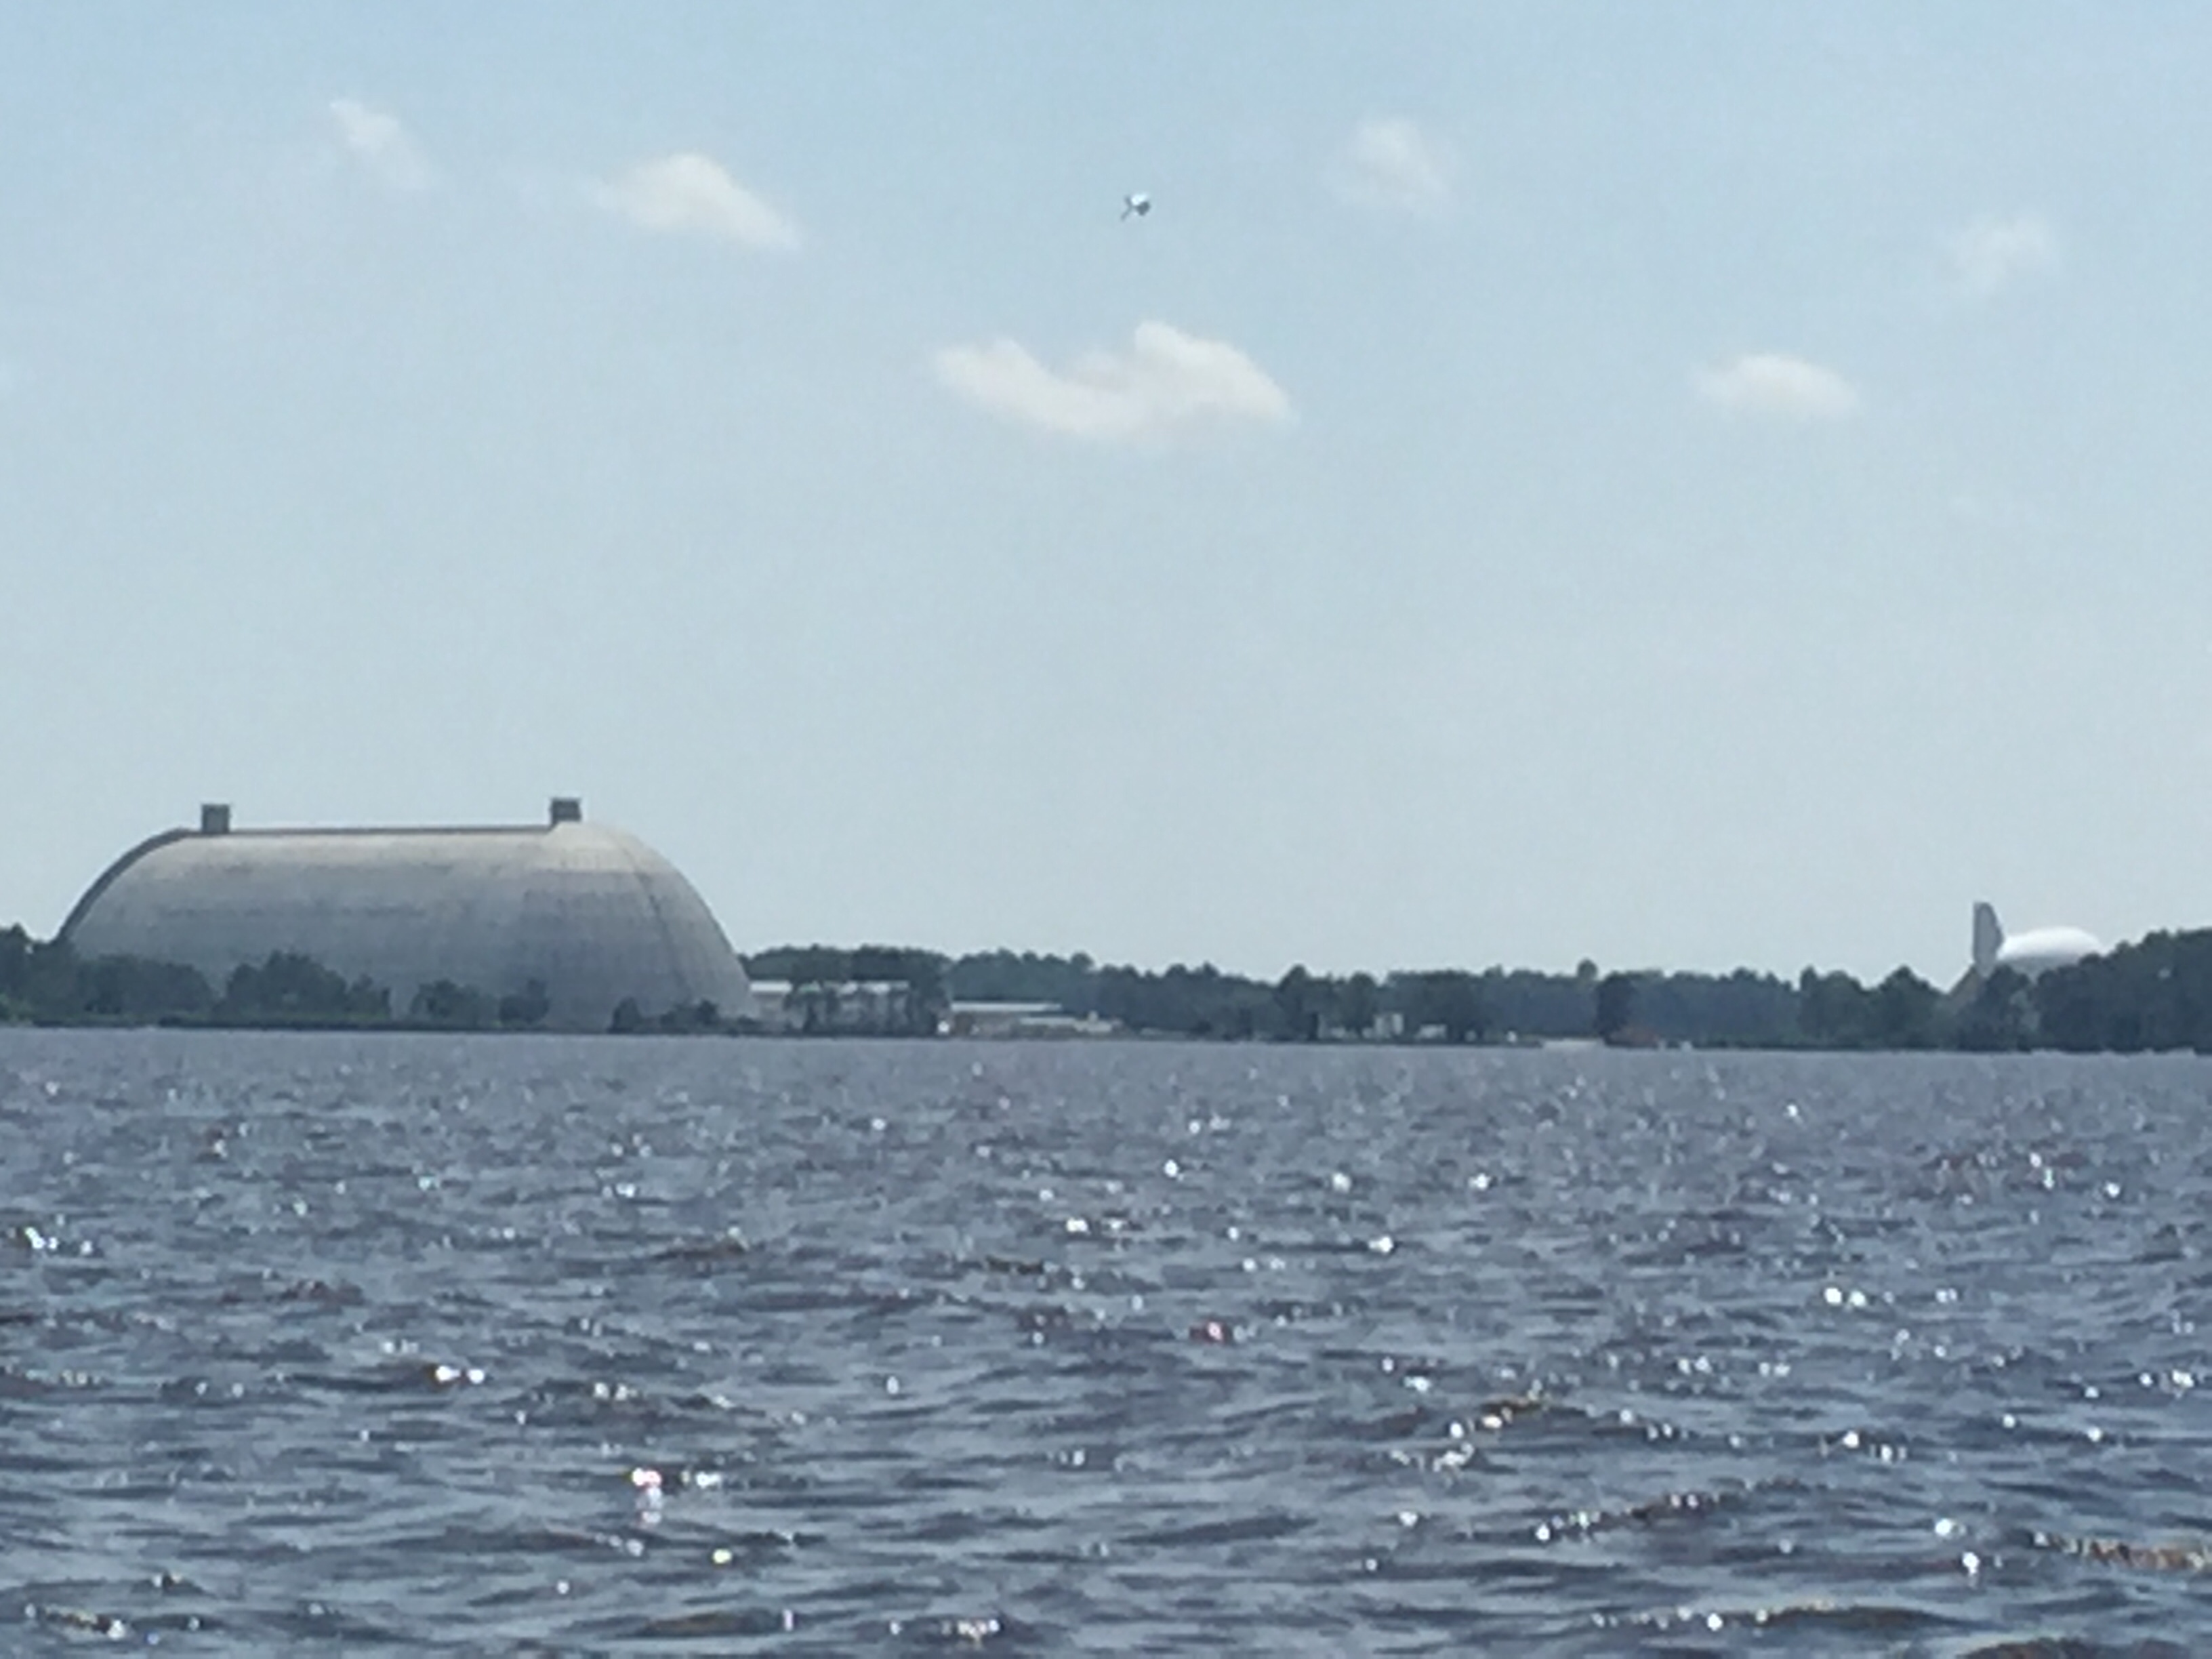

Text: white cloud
xmin=1328 ymin=117 xmax=1453 ymax=216
xmin=1693 ymin=352 xmax=1861 ymax=422
xmin=933 ymin=321 xmax=1293 ymax=443
xmin=1946 ymin=213 xmax=2059 ymax=300
xmin=328 ymin=98 xmax=433 ymax=192
xmin=592 ymin=152 xmax=800 ymax=252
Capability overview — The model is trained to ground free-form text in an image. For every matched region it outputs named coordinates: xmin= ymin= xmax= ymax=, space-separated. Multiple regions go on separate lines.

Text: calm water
xmin=3 ymin=1031 xmax=2209 ymax=1654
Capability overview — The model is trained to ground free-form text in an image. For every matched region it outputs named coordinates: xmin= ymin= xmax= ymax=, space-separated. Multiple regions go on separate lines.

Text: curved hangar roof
xmin=61 ymin=800 xmax=753 ymax=1031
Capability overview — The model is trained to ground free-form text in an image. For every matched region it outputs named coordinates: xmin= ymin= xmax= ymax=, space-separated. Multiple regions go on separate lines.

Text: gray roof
xmin=61 ymin=812 xmax=753 ymax=1031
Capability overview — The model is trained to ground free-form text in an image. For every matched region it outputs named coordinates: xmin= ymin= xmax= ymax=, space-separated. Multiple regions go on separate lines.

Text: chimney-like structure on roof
xmin=199 ymin=803 xmax=232 ymax=836
xmin=549 ymin=796 xmax=583 ymax=826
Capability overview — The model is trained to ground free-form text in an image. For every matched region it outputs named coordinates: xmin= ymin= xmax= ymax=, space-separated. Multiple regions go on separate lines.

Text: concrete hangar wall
xmin=61 ymin=799 xmax=754 ymax=1032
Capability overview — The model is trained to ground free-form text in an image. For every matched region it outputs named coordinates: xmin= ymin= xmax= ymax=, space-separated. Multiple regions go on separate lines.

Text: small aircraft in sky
xmin=1120 ymin=192 xmax=1151 ymax=220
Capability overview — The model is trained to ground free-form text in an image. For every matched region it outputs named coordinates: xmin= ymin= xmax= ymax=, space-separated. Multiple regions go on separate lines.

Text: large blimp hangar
xmin=60 ymin=798 xmax=754 ymax=1031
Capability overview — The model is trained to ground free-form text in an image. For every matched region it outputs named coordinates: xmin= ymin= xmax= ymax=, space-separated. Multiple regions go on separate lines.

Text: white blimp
xmin=1971 ymin=901 xmax=2101 ymax=980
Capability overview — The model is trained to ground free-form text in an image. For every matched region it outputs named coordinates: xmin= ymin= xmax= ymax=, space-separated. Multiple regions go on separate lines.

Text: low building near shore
xmin=947 ymin=1001 xmax=1120 ymax=1040
xmin=746 ymin=979 xmax=930 ymax=1036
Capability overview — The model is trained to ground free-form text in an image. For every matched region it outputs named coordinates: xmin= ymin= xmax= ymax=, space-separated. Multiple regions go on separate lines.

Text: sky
xmin=5 ymin=3 xmax=2211 ymax=984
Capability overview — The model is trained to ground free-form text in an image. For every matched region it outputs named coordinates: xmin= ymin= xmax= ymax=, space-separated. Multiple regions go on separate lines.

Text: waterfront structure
xmin=60 ymin=799 xmax=753 ymax=1031
xmin=761 ymin=979 xmax=928 ymax=1036
xmin=945 ymin=1001 xmax=1119 ymax=1039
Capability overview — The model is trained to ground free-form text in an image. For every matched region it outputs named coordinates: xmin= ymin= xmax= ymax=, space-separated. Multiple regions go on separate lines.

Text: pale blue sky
xmin=5 ymin=5 xmax=2209 ymax=981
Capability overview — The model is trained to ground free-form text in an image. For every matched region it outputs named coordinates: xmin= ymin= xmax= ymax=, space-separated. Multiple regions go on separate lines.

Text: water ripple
xmin=4 ymin=1031 xmax=2211 ymax=1650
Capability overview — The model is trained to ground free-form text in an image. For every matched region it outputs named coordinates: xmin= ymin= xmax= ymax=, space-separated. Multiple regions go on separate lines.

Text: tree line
xmin=14 ymin=914 xmax=2212 ymax=1052
xmin=746 ymin=943 xmax=1801 ymax=1044
xmin=750 ymin=937 xmax=2212 ymax=1054
xmin=0 ymin=926 xmax=562 ymax=1031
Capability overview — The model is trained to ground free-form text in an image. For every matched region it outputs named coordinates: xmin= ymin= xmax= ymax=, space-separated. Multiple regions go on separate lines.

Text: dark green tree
xmin=0 ymin=924 xmax=31 ymax=1011
xmin=1338 ymin=971 xmax=1380 ymax=1038
xmin=2036 ymin=930 xmax=2212 ymax=1052
xmin=497 ymin=979 xmax=552 ymax=1029
xmin=1871 ymin=966 xmax=1940 ymax=1050
xmin=945 ymin=949 xmax=1098 ymax=1009
xmin=1 ymin=932 xmax=90 ymax=1022
xmin=1274 ymin=965 xmax=1321 ymax=1041
xmin=218 ymin=953 xmax=389 ymax=1026
xmin=1797 ymin=968 xmax=1875 ymax=1048
xmin=411 ymin=979 xmax=492 ymax=1029
xmin=79 ymin=955 xmax=214 ymax=1023
xmin=1397 ymin=971 xmax=1487 ymax=1042
xmin=1595 ymin=971 xmax=1639 ymax=1042
xmin=1956 ymin=968 xmax=2034 ymax=1052
xmin=776 ymin=945 xmax=851 ymax=986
